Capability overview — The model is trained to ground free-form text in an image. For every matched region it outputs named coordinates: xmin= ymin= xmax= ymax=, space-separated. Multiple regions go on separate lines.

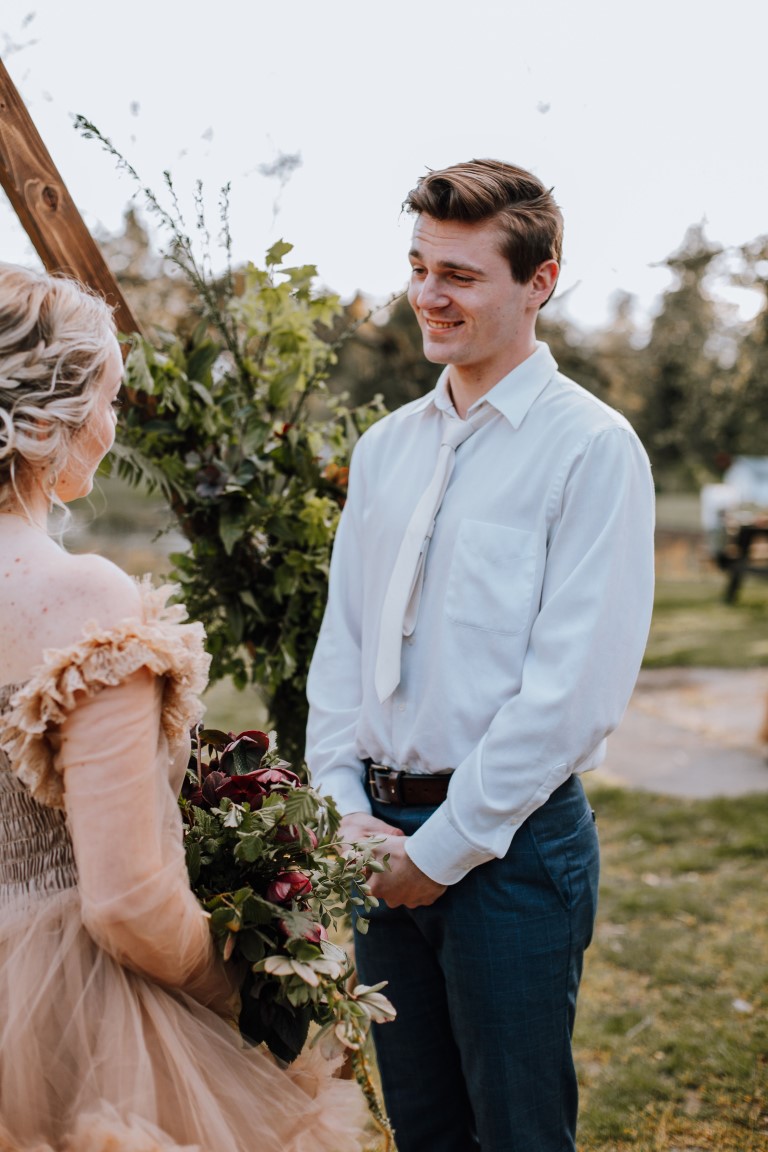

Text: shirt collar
xmin=411 ymin=342 xmax=559 ymax=429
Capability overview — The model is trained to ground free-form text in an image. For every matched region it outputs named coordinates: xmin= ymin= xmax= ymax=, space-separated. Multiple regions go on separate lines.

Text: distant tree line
xmin=104 ymin=211 xmax=768 ymax=495
xmin=326 ymin=225 xmax=768 ymax=490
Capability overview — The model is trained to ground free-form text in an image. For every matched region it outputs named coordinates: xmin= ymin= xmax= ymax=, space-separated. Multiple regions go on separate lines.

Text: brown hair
xmin=404 ymin=159 xmax=563 ymax=288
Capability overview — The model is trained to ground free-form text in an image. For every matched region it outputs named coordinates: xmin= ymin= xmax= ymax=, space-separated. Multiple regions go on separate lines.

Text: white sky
xmin=1 ymin=0 xmax=767 ymax=331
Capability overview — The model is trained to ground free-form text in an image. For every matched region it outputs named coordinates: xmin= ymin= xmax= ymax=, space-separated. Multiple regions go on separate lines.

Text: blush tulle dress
xmin=0 ymin=581 xmax=367 ymax=1152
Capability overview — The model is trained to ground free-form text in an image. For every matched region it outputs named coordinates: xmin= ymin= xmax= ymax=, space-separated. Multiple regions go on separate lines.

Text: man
xmin=306 ymin=159 xmax=655 ymax=1151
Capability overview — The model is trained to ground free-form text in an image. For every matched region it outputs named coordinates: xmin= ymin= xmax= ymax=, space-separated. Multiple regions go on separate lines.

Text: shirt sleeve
xmin=305 ymin=442 xmax=371 ymax=815
xmin=405 ymin=425 xmax=656 ymax=885
xmin=60 ymin=668 xmax=237 ymax=1015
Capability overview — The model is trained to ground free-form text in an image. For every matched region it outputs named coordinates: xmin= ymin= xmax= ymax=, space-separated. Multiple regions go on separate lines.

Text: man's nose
xmin=417 ymin=273 xmax=448 ymax=310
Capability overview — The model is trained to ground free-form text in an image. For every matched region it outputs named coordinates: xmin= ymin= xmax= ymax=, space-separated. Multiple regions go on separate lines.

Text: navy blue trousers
xmin=354 ymin=774 xmax=599 ymax=1152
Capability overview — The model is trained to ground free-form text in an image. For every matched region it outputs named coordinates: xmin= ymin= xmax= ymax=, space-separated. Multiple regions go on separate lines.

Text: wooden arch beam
xmin=0 ymin=57 xmax=141 ymax=338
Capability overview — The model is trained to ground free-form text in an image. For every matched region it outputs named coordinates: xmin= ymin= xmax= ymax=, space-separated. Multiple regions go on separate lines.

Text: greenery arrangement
xmin=180 ymin=727 xmax=393 ymax=1053
xmin=76 ymin=117 xmax=387 ymax=762
xmin=179 ymin=724 xmax=396 ymax=1143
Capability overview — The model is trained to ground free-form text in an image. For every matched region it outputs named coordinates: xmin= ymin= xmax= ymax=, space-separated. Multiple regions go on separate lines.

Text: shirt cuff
xmin=311 ymin=765 xmax=371 ymax=817
xmin=404 ymin=803 xmax=498 ymax=885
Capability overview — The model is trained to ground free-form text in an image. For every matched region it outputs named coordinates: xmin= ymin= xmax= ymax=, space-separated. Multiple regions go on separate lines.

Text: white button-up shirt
xmin=306 ymin=342 xmax=655 ymax=885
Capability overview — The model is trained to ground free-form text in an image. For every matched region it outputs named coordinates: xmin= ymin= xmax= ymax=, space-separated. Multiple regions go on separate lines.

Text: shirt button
xmin=398 ymin=703 xmax=406 ymax=712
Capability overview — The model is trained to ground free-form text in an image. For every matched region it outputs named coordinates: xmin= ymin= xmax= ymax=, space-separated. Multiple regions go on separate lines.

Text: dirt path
xmin=597 ymin=668 xmax=768 ymax=797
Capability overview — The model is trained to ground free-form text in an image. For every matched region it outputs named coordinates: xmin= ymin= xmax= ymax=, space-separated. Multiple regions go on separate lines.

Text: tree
xmin=636 ymin=225 xmax=733 ymax=485
xmin=728 ymin=235 xmax=768 ymax=457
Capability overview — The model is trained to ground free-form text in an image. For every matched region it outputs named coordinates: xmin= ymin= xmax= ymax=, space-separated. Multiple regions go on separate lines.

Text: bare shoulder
xmin=56 ymin=552 xmax=143 ymax=631
xmin=0 ymin=545 xmax=143 ymax=684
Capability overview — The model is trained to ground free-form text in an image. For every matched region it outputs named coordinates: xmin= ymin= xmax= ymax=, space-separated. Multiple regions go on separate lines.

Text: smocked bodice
xmin=0 ymin=684 xmax=78 ymax=909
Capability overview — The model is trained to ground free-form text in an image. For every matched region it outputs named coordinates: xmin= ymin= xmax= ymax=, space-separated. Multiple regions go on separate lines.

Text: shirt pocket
xmin=444 ymin=519 xmax=536 ymax=635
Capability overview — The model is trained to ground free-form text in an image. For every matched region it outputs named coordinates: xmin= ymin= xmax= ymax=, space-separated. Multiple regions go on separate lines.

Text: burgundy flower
xmin=267 ymin=870 xmax=312 ymax=905
xmin=275 ymin=824 xmax=318 ymax=849
xmin=302 ymin=921 xmax=328 ymax=944
xmin=201 ymin=770 xmax=229 ymax=806
xmin=276 ymin=917 xmax=328 ymax=943
xmin=250 ymin=765 xmax=302 ymax=789
xmin=220 ymin=731 xmax=271 ymax=776
xmin=213 ymin=772 xmax=268 ymax=807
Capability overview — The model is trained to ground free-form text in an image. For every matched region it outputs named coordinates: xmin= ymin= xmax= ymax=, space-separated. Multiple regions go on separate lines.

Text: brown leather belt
xmin=366 ymin=761 xmax=453 ymax=806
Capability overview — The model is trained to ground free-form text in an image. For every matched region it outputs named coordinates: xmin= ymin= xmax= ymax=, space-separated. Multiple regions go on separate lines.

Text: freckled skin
xmin=0 ymin=336 xmax=134 ymax=686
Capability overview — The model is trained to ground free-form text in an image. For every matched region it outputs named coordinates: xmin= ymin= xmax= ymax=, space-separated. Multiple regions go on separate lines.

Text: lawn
xmin=574 ymin=783 xmax=768 ymax=1151
xmin=646 ymin=576 xmax=768 ymax=668
xmin=359 ymin=785 xmax=768 ymax=1152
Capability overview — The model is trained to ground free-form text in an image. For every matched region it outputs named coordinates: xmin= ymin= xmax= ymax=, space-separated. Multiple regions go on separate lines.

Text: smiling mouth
xmin=424 ymin=318 xmax=463 ymax=330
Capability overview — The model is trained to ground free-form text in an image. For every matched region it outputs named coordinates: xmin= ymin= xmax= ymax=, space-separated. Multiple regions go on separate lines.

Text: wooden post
xmin=0 ymin=57 xmax=141 ymax=337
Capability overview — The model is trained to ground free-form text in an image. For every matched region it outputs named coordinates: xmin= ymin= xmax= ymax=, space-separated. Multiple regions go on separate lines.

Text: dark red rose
xmin=266 ymin=870 xmax=312 ymax=904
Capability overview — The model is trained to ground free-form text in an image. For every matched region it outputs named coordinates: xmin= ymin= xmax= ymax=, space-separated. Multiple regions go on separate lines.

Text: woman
xmin=0 ymin=263 xmax=367 ymax=1151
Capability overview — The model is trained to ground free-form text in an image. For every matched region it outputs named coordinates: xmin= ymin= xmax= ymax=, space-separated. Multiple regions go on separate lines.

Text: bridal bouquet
xmin=179 ymin=726 xmax=395 ymax=1071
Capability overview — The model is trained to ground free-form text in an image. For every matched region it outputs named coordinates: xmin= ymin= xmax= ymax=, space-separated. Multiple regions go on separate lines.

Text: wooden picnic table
xmin=716 ymin=513 xmax=768 ymax=603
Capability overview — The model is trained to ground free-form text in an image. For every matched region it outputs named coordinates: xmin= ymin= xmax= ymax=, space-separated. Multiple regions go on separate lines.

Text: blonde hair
xmin=0 ymin=263 xmax=116 ymax=510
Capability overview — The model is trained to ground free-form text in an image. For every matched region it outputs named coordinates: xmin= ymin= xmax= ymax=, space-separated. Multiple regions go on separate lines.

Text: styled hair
xmin=404 ymin=159 xmax=563 ymax=287
xmin=0 ymin=263 xmax=116 ymax=510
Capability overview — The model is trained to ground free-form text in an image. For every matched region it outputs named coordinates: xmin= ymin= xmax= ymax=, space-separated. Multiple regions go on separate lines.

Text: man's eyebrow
xmin=408 ymin=248 xmax=486 ymax=276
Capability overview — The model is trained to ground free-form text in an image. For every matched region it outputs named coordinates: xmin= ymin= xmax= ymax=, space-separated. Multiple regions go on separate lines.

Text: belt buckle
xmin=368 ymin=764 xmax=404 ymax=804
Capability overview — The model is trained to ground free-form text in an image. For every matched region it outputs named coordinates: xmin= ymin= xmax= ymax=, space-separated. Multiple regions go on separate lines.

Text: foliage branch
xmin=76 ymin=118 xmax=387 ymax=761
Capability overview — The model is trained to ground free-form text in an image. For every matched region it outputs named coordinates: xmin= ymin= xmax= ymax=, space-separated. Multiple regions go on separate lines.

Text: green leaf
xmin=265 ymin=1003 xmax=312 ymax=1064
xmin=238 ymin=931 xmax=267 ymax=963
xmin=219 ymin=509 xmax=245 ymax=556
xmin=266 ymin=239 xmax=293 ymax=267
xmin=185 ymin=840 xmax=201 ymax=885
xmin=187 ymin=341 xmax=221 ymax=384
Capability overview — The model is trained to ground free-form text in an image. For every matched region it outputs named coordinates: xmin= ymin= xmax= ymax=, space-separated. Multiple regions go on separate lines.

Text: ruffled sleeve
xmin=0 ymin=579 xmax=236 ymax=1013
xmin=0 ymin=578 xmax=210 ymax=810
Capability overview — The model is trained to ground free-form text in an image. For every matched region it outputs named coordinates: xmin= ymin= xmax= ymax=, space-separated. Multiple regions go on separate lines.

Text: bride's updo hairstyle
xmin=0 ymin=262 xmax=116 ymax=510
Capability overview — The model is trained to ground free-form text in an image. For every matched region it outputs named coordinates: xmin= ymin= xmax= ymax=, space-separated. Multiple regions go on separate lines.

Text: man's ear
xmin=529 ymin=260 xmax=560 ymax=308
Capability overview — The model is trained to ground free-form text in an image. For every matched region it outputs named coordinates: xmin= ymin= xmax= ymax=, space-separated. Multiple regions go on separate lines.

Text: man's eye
xmin=452 ymin=274 xmax=474 ymax=284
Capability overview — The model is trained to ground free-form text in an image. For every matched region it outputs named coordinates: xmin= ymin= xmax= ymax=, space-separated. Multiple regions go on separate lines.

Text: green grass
xmin=573 ymin=783 xmax=768 ymax=1151
xmin=646 ymin=576 xmax=768 ymax=668
xmin=359 ymin=786 xmax=768 ymax=1152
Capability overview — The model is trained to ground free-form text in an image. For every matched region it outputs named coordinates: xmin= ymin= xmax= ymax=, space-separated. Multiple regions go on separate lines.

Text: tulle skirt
xmin=0 ymin=890 xmax=369 ymax=1152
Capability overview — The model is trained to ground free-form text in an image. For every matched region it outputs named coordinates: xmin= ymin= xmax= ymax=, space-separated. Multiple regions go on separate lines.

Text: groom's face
xmin=407 ymin=214 xmax=541 ymax=379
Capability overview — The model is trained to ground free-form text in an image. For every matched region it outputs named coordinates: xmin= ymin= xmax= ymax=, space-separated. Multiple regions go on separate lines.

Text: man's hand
xmin=369 ymin=835 xmax=447 ymax=909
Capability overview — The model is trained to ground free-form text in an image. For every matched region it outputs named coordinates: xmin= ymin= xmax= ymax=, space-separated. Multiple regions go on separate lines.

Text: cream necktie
xmin=374 ymin=404 xmax=496 ymax=703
